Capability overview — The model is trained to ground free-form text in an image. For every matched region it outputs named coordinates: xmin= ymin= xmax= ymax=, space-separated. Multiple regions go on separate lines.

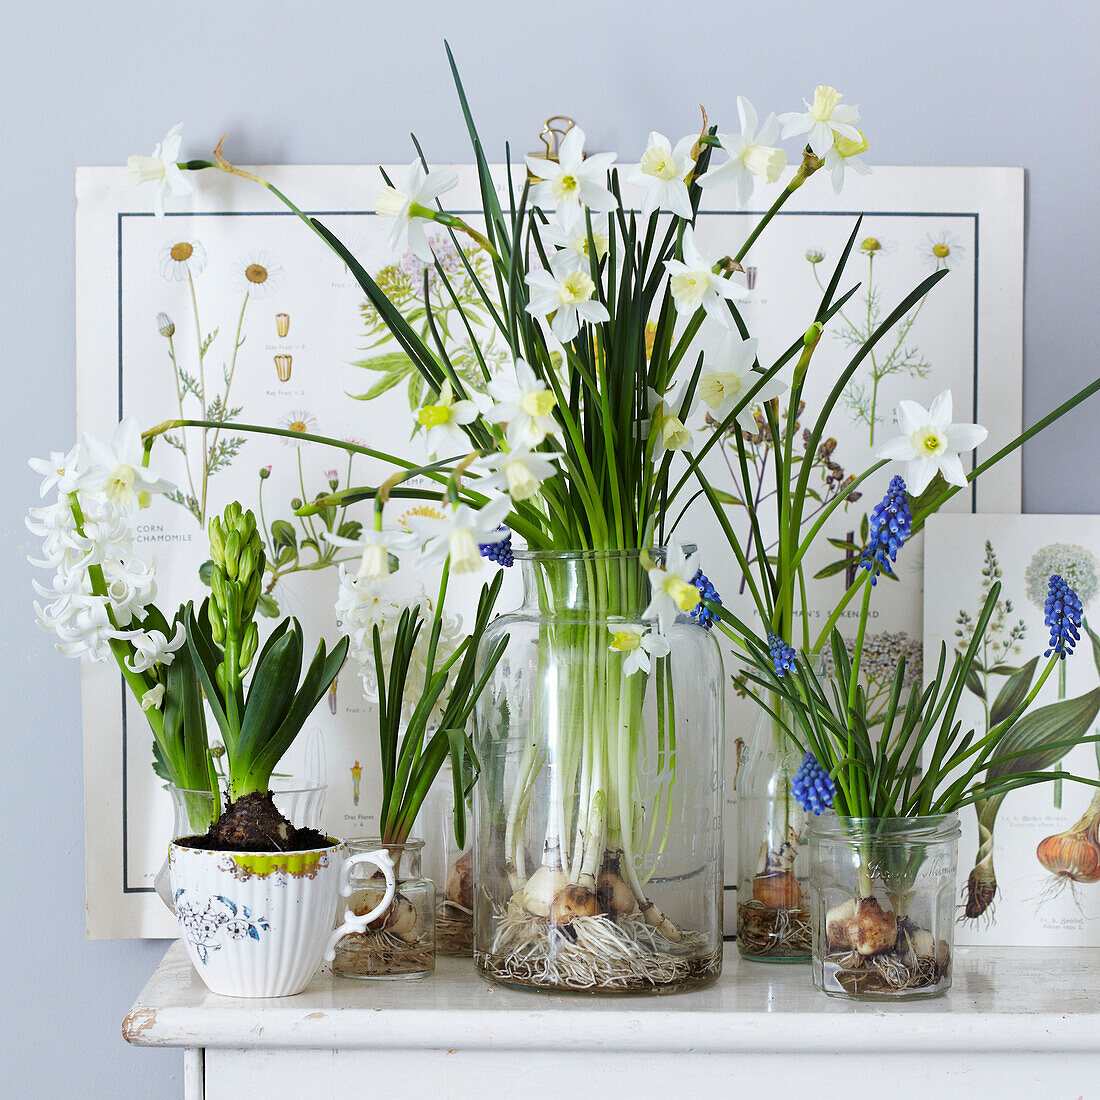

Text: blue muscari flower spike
xmin=791 ymin=752 xmax=836 ymax=815
xmin=859 ymin=475 xmax=912 ymax=585
xmin=479 ymin=527 xmax=514 ymax=568
xmin=1044 ymin=574 xmax=1083 ymax=659
xmin=690 ymin=568 xmax=721 ymax=629
xmin=767 ymin=631 xmax=796 ymax=677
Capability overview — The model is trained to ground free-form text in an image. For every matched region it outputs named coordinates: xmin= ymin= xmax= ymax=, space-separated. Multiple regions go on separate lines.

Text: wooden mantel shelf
xmin=125 ymin=941 xmax=1100 ymax=1099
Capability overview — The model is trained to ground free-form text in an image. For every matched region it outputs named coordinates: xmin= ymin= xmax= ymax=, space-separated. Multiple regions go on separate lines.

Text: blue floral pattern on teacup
xmin=174 ymin=890 xmax=271 ymax=964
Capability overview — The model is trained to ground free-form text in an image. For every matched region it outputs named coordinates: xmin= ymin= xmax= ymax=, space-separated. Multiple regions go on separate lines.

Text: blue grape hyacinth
xmin=767 ymin=631 xmax=797 ymax=677
xmin=1044 ymin=574 xmax=1083 ymax=658
xmin=479 ymin=528 xmax=514 ymax=567
xmin=860 ymin=475 xmax=912 ymax=585
xmin=690 ymin=569 xmax=721 ymax=629
xmin=791 ymin=752 xmax=836 ymax=815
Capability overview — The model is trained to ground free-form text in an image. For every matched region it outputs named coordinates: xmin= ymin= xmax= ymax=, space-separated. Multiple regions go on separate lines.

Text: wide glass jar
xmin=473 ymin=549 xmax=724 ymax=995
xmin=735 ymin=702 xmax=812 ymax=961
xmin=331 ymin=838 xmax=435 ymax=980
xmin=808 ymin=814 xmax=960 ymax=999
xmin=423 ymin=762 xmax=474 ymax=956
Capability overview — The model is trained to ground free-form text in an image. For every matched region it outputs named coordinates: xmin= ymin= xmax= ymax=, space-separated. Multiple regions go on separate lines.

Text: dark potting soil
xmin=178 ymin=791 xmax=331 ymax=853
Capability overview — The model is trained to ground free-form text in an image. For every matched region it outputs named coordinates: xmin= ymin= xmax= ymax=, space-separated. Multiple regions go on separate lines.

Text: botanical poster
xmin=925 ymin=514 xmax=1100 ymax=947
xmin=75 ymin=164 xmax=1022 ymax=937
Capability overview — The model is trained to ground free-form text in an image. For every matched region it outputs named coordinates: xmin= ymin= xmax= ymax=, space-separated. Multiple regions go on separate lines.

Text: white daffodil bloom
xmin=323 ymin=519 xmax=414 ymax=580
xmin=875 ymin=390 xmax=988 ymax=495
xmin=824 ymin=129 xmax=871 ymax=194
xmin=124 ymin=623 xmax=187 ymax=674
xmin=698 ymin=98 xmax=786 ymax=208
xmin=525 ymin=257 xmax=610 ymax=344
xmin=79 ymin=417 xmax=174 ymax=510
xmin=536 ymin=207 xmax=610 ymax=270
xmin=626 ymin=131 xmax=697 ymax=219
xmin=646 ymin=386 xmax=696 ymax=459
xmin=127 ymin=124 xmax=193 ymax=218
xmin=408 ymin=496 xmax=512 ymax=574
xmin=487 ymin=358 xmax=559 ymax=447
xmin=29 ymin=445 xmax=80 ymax=498
xmin=608 ymin=624 xmax=671 ymax=676
xmin=779 ymin=86 xmax=862 ymax=160
xmin=141 ymin=683 xmax=166 ymax=712
xmin=698 ymin=332 xmax=788 ymax=430
xmin=478 ymin=446 xmax=562 ymax=502
xmin=525 ymin=126 xmax=617 ymax=213
xmin=644 ymin=539 xmax=703 ymax=634
xmin=415 ymin=379 xmax=479 ymax=455
xmin=664 ymin=226 xmax=747 ymax=326
xmin=375 ymin=160 xmax=459 ymax=262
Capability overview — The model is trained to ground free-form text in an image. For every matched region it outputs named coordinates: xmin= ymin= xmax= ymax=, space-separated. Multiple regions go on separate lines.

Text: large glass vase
xmin=473 ymin=549 xmax=724 ymax=995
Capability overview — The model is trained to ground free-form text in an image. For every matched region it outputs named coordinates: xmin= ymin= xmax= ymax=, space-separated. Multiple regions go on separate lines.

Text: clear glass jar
xmin=154 ymin=780 xmax=327 ymax=911
xmin=423 ymin=762 xmax=474 ymax=957
xmin=735 ymin=702 xmax=812 ymax=961
xmin=808 ymin=814 xmax=960 ymax=999
xmin=331 ymin=838 xmax=435 ymax=980
xmin=473 ymin=549 xmax=724 ymax=995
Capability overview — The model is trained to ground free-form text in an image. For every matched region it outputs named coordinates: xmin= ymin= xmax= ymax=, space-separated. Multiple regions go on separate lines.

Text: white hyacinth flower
xmin=477 ymin=446 xmax=562 ymax=502
xmin=875 ymin=389 xmax=988 ymax=495
xmin=487 ymin=358 xmax=559 ymax=448
xmin=626 ymin=131 xmax=697 ymax=219
xmin=525 ymin=256 xmax=610 ymax=344
xmin=644 ymin=539 xmax=702 ymax=634
xmin=415 ymin=379 xmax=480 ymax=456
xmin=407 ymin=496 xmax=512 ymax=574
xmin=141 ymin=683 xmax=166 ymax=711
xmin=127 ymin=123 xmax=193 ymax=219
xmin=779 ymin=86 xmax=862 ymax=160
xmin=698 ymin=332 xmax=787 ymax=430
xmin=124 ymin=623 xmax=187 ymax=674
xmin=608 ymin=624 xmax=671 ymax=676
xmin=79 ymin=417 xmax=174 ymax=510
xmin=376 ymin=160 xmax=459 ymax=262
xmin=525 ymin=126 xmax=617 ymax=213
xmin=698 ymin=97 xmax=786 ymax=208
xmin=664 ymin=226 xmax=747 ymax=326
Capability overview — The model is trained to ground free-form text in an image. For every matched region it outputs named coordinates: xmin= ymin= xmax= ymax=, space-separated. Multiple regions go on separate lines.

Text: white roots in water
xmin=483 ymin=900 xmax=713 ymax=991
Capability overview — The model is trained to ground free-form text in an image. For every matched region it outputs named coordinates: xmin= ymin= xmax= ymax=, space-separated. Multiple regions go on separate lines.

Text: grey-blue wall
xmin=4 ymin=1 xmax=1098 ymax=1094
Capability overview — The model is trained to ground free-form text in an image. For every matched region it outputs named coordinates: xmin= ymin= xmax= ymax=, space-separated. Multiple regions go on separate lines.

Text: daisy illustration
xmin=237 ymin=251 xmax=284 ymax=299
xmin=159 ymin=238 xmax=207 ymax=281
xmin=920 ymin=231 xmax=965 ymax=270
xmin=280 ymin=409 xmax=318 ymax=445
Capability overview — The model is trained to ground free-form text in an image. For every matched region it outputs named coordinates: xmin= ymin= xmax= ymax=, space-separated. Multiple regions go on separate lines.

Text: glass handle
xmin=323 ymin=848 xmax=396 ymax=961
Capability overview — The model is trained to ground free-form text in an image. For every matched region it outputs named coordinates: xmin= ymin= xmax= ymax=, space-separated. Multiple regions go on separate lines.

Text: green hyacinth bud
xmin=209 ymin=604 xmax=226 ymax=645
xmin=208 ymin=517 xmax=225 ymax=562
xmin=238 ymin=621 xmax=259 ymax=671
xmin=223 ymin=529 xmax=241 ymax=580
xmin=209 ymin=563 xmax=229 ymax=614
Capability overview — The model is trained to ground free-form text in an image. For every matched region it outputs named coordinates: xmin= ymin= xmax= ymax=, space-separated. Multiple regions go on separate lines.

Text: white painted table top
xmin=124 ymin=941 xmax=1100 ymax=1054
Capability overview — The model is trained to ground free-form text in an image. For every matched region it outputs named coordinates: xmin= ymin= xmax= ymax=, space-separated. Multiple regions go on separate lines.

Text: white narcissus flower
xmin=824 ymin=129 xmax=871 ymax=194
xmin=536 ymin=207 xmax=610 ymax=270
xmin=664 ymin=226 xmax=747 ymax=326
xmin=487 ymin=358 xmax=559 ymax=447
xmin=644 ymin=540 xmax=703 ymax=634
xmin=626 ymin=131 xmax=697 ymax=219
xmin=124 ymin=623 xmax=187 ymax=674
xmin=698 ymin=332 xmax=788 ymax=429
xmin=141 ymin=683 xmax=166 ymax=712
xmin=127 ymin=123 xmax=193 ymax=219
xmin=323 ymin=518 xmax=415 ymax=580
xmin=376 ymin=160 xmax=459 ymax=262
xmin=646 ymin=386 xmax=696 ymax=458
xmin=779 ymin=86 xmax=862 ymax=160
xmin=525 ymin=258 xmax=610 ymax=344
xmin=875 ymin=390 xmax=988 ymax=495
xmin=698 ymin=98 xmax=786 ymax=208
xmin=478 ymin=446 xmax=562 ymax=502
xmin=608 ymin=624 xmax=671 ymax=676
xmin=29 ymin=445 xmax=80 ymax=498
xmin=415 ymin=380 xmax=479 ymax=456
xmin=408 ymin=496 xmax=512 ymax=574
xmin=79 ymin=418 xmax=174 ymax=510
xmin=525 ymin=126 xmax=617 ymax=213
